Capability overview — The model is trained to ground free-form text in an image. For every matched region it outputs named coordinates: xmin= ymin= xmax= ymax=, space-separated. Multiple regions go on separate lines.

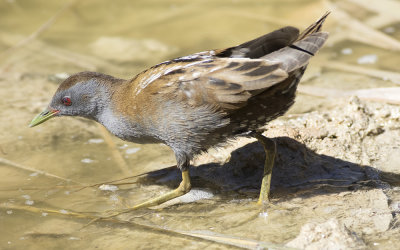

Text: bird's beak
xmin=29 ymin=108 xmax=60 ymax=128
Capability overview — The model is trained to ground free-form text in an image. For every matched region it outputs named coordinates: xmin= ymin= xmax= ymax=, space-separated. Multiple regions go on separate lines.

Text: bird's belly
xmin=119 ymin=134 xmax=162 ymax=144
xmin=102 ymin=123 xmax=162 ymax=144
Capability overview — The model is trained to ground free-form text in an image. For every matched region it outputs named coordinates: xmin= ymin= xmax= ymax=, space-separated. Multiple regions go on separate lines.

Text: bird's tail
xmin=297 ymin=11 xmax=330 ymax=41
xmin=262 ymin=13 xmax=330 ymax=72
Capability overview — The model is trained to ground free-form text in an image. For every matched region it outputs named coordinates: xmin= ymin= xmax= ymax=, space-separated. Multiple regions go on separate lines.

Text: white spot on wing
xmin=136 ymin=71 xmax=162 ymax=95
xmin=231 ymin=48 xmax=250 ymax=58
xmin=184 ymin=60 xmax=206 ymax=68
xmin=178 ymin=54 xmax=201 ymax=61
xmin=209 ymin=66 xmax=222 ymax=73
xmin=192 ymin=72 xmax=201 ymax=78
xmin=164 ymin=65 xmax=183 ymax=75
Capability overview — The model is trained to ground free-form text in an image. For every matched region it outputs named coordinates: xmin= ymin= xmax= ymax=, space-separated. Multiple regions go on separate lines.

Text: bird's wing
xmin=214 ymin=26 xmax=299 ymax=59
xmin=155 ymin=58 xmax=289 ymax=110
xmin=136 ymin=13 xmax=329 ymax=110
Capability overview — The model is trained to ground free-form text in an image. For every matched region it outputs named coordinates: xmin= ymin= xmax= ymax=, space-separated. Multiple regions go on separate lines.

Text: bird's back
xmin=122 ymin=14 xmax=329 ymax=156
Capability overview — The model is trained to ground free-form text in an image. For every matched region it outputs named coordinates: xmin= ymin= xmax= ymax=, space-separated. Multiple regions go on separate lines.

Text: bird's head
xmin=29 ymin=71 xmax=121 ymax=127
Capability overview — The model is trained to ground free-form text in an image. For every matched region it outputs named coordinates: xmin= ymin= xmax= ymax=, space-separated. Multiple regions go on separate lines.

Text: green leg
xmin=105 ymin=170 xmax=191 ymax=218
xmin=253 ymin=133 xmax=276 ymax=205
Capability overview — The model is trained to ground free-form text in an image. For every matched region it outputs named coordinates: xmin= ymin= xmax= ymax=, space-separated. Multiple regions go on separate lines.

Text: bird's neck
xmin=94 ymin=79 xmax=161 ymax=144
xmin=92 ymin=79 xmax=131 ymax=131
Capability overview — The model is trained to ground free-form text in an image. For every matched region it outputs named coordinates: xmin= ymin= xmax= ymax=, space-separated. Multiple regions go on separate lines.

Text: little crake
xmin=30 ymin=13 xmax=329 ymax=212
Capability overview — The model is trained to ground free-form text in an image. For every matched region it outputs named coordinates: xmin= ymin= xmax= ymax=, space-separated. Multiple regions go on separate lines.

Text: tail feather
xmin=297 ymin=11 xmax=330 ymax=41
xmin=292 ymin=32 xmax=329 ymax=56
xmin=262 ymin=13 xmax=329 ymax=72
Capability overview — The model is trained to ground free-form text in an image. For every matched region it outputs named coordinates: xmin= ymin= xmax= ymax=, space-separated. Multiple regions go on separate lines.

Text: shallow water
xmin=0 ymin=0 xmax=399 ymax=249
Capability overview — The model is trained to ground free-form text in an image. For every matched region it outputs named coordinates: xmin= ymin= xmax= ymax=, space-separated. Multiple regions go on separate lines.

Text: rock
xmin=342 ymin=189 xmax=392 ymax=235
xmin=286 ymin=218 xmax=366 ymax=250
xmin=265 ymin=96 xmax=400 ymax=172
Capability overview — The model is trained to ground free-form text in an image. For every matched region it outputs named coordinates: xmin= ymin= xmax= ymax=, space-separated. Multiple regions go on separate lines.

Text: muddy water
xmin=0 ymin=0 xmax=400 ymax=249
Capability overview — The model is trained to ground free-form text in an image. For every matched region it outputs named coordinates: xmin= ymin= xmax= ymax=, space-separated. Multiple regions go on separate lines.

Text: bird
xmin=29 ymin=13 xmax=329 ymax=213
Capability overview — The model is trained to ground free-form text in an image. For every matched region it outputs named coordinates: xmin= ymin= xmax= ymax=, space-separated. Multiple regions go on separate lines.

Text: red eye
xmin=62 ymin=96 xmax=72 ymax=106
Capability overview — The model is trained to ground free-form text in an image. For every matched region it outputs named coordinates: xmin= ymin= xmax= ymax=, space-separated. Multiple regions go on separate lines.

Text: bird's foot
xmin=101 ymin=170 xmax=192 ymax=219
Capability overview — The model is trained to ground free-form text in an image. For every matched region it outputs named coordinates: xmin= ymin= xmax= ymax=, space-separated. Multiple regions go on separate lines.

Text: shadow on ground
xmin=140 ymin=136 xmax=399 ymax=201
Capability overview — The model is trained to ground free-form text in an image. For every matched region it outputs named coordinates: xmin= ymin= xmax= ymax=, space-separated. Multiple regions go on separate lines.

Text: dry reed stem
xmin=327 ymin=2 xmax=400 ymax=50
xmin=0 ymin=203 xmax=287 ymax=249
xmin=73 ymin=171 xmax=150 ymax=192
xmin=348 ymin=0 xmax=400 ymax=28
xmin=323 ymin=61 xmax=400 ymax=84
xmin=0 ymin=157 xmax=84 ymax=185
xmin=96 ymin=124 xmax=132 ymax=176
xmin=0 ymin=0 xmax=80 ymax=58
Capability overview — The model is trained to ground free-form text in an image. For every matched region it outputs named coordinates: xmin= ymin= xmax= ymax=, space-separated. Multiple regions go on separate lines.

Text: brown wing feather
xmin=136 ymin=13 xmax=328 ymax=112
xmin=215 ymin=26 xmax=299 ymax=59
xmin=155 ymin=58 xmax=288 ymax=110
xmin=203 ymin=59 xmax=288 ymax=109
